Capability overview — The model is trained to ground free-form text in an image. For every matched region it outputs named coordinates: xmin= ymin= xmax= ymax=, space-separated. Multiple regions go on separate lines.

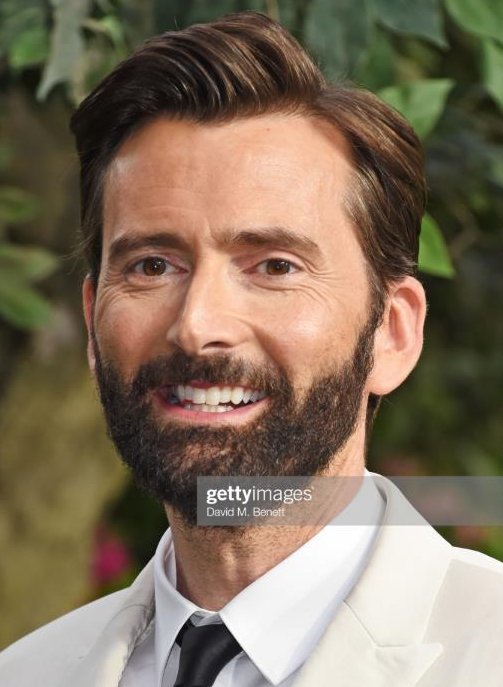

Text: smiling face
xmin=83 ymin=114 xmax=415 ymax=522
xmin=91 ymin=114 xmax=373 ymax=385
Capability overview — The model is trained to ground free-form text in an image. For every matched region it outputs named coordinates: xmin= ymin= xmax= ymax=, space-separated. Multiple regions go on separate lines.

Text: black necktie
xmin=174 ymin=619 xmax=242 ymax=687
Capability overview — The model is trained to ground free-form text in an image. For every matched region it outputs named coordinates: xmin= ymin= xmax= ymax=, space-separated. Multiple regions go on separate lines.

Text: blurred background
xmin=1 ymin=0 xmax=502 ymax=648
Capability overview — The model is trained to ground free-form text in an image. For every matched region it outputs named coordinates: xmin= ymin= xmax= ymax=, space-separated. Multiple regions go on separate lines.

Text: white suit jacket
xmin=1 ymin=475 xmax=503 ymax=686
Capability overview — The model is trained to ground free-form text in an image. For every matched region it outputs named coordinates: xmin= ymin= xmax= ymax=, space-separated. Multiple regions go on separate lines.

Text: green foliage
xmin=354 ymin=28 xmax=396 ymax=91
xmin=0 ymin=165 xmax=58 ymax=330
xmin=0 ymin=186 xmax=39 ymax=226
xmin=305 ymin=0 xmax=371 ymax=77
xmin=37 ymin=0 xmax=92 ymax=101
xmin=8 ymin=26 xmax=49 ymax=69
xmin=444 ymin=0 xmax=503 ymax=41
xmin=0 ymin=0 xmax=502 ymax=566
xmin=378 ymin=78 xmax=454 ymax=139
xmin=7 ymin=0 xmax=493 ymax=286
xmin=0 ymin=244 xmax=58 ymax=282
xmin=0 ymin=4 xmax=59 ymax=327
xmin=482 ymin=39 xmax=503 ymax=111
xmin=83 ymin=15 xmax=127 ymax=53
xmin=370 ymin=0 xmax=447 ymax=47
xmin=0 ymin=234 xmax=58 ymax=331
xmin=0 ymin=277 xmax=53 ymax=330
xmin=0 ymin=0 xmax=49 ymax=69
xmin=418 ymin=214 xmax=455 ymax=277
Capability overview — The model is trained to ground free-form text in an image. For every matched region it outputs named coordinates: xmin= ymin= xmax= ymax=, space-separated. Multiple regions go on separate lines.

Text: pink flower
xmin=91 ymin=524 xmax=132 ymax=585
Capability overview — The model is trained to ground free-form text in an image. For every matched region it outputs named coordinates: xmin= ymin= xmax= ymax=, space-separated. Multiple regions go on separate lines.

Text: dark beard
xmin=92 ymin=310 xmax=379 ymax=526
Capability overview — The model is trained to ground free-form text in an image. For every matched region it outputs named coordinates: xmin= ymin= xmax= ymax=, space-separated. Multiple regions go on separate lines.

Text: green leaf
xmin=8 ymin=25 xmax=49 ymax=68
xmin=305 ymin=0 xmax=371 ymax=78
xmin=0 ymin=186 xmax=39 ymax=224
xmin=0 ymin=2 xmax=47 ymax=59
xmin=355 ymin=27 xmax=396 ymax=91
xmin=0 ymin=279 xmax=53 ymax=329
xmin=0 ymin=244 xmax=58 ymax=282
xmin=378 ymin=78 xmax=454 ymax=139
xmin=444 ymin=0 xmax=503 ymax=42
xmin=154 ymin=0 xmax=244 ymax=30
xmin=37 ymin=0 xmax=92 ymax=101
xmin=370 ymin=0 xmax=447 ymax=47
xmin=83 ymin=15 xmax=126 ymax=52
xmin=482 ymin=39 xmax=503 ymax=111
xmin=418 ymin=214 xmax=455 ymax=278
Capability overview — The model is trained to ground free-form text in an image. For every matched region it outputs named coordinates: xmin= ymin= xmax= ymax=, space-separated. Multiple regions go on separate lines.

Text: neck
xmin=164 ymin=433 xmax=366 ymax=610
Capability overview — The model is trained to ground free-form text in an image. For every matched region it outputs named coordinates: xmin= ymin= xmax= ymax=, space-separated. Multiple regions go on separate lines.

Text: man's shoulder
xmin=418 ymin=546 xmax=503 ymax=686
xmin=370 ymin=474 xmax=503 ymax=642
xmin=437 ymin=544 xmax=503 ymax=616
xmin=375 ymin=472 xmax=503 ymax=586
xmin=0 ymin=588 xmax=129 ymax=685
xmin=450 ymin=544 xmax=503 ymax=575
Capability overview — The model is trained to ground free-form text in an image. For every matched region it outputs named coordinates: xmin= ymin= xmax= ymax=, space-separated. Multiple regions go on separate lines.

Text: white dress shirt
xmin=120 ymin=474 xmax=384 ymax=686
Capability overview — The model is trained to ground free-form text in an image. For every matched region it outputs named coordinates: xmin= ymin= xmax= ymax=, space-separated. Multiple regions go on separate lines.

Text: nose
xmin=165 ymin=263 xmax=249 ymax=356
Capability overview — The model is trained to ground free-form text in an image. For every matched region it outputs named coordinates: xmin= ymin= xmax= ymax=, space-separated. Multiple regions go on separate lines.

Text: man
xmin=1 ymin=10 xmax=502 ymax=687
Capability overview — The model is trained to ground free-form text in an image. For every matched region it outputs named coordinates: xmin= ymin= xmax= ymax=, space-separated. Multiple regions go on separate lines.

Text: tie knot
xmin=174 ymin=619 xmax=242 ymax=687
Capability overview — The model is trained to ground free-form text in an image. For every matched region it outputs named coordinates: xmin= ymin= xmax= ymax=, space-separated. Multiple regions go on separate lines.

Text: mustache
xmin=127 ymin=349 xmax=288 ymax=399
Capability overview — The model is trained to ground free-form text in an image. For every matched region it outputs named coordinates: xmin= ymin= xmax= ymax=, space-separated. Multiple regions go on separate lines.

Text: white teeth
xmin=171 ymin=384 xmax=266 ymax=406
xmin=183 ymin=402 xmax=234 ymax=413
xmin=192 ymin=388 xmax=206 ymax=404
xmin=230 ymin=387 xmax=244 ymax=404
xmin=205 ymin=386 xmax=221 ymax=406
xmin=219 ymin=386 xmax=232 ymax=403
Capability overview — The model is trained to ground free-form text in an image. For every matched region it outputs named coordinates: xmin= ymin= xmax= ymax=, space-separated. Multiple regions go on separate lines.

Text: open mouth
xmin=160 ymin=384 xmax=267 ymax=414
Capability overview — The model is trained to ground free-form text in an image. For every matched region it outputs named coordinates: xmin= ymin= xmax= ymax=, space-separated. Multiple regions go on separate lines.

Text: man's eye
xmin=131 ymin=257 xmax=172 ymax=277
xmin=257 ymin=259 xmax=295 ymax=276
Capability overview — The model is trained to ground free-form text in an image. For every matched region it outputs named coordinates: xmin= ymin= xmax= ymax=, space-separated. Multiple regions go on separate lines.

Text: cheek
xmin=253 ymin=299 xmax=351 ymax=381
xmin=93 ymin=294 xmax=174 ymax=376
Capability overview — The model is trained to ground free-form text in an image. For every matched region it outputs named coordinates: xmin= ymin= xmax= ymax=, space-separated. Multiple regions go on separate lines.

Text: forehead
xmin=103 ymin=114 xmax=360 ymax=260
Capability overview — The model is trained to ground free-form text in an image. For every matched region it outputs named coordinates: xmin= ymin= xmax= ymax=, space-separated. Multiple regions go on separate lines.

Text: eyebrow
xmin=108 ymin=232 xmax=189 ymax=264
xmin=220 ymin=227 xmax=322 ymax=258
xmin=107 ymin=226 xmax=323 ymax=264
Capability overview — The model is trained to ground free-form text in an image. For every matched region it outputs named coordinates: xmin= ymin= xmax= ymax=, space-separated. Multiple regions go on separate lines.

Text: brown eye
xmin=265 ymin=259 xmax=292 ymax=276
xmin=141 ymin=257 xmax=167 ymax=276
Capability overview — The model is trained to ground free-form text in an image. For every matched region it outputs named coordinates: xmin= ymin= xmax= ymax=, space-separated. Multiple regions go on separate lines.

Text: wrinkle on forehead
xmin=101 ymin=114 xmax=362 ymax=275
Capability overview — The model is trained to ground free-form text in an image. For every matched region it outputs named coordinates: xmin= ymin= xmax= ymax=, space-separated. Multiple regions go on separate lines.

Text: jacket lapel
xmin=293 ymin=475 xmax=450 ymax=686
xmin=64 ymin=475 xmax=452 ymax=687
xmin=292 ymin=603 xmax=443 ymax=687
xmin=62 ymin=560 xmax=156 ymax=687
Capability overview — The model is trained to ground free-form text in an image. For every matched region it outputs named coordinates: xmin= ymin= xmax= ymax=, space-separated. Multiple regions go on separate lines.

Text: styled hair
xmin=70 ymin=10 xmax=427 ymax=428
xmin=70 ymin=10 xmax=426 ymax=297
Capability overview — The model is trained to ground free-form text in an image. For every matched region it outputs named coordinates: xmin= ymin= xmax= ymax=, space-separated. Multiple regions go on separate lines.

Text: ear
xmin=367 ymin=276 xmax=426 ymax=396
xmin=82 ymin=275 xmax=96 ymax=376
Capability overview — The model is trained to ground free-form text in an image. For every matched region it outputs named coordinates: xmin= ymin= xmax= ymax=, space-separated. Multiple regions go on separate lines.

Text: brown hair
xmin=70 ymin=10 xmax=427 ymax=426
xmin=70 ymin=11 xmax=425 ymax=292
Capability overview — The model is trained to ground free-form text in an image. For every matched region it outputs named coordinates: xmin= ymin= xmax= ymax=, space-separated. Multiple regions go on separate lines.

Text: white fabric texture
xmin=120 ymin=475 xmax=384 ymax=686
xmin=2 ymin=474 xmax=503 ymax=686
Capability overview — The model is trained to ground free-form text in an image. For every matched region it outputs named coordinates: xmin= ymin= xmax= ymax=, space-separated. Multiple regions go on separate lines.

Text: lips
xmin=159 ymin=383 xmax=267 ymax=414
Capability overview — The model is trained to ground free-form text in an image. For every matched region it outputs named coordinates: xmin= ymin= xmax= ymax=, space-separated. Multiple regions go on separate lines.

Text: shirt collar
xmin=154 ymin=472 xmax=384 ymax=685
xmin=153 ymin=529 xmax=218 ymax=686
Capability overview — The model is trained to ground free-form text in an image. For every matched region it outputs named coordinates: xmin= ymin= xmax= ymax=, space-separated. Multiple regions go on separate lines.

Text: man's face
xmin=85 ymin=115 xmax=380 ymax=523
